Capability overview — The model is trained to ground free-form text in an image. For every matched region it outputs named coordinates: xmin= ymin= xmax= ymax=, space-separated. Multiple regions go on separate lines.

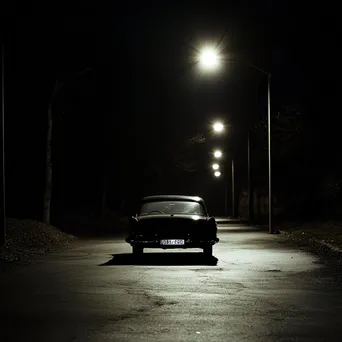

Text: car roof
xmin=142 ymin=195 xmax=205 ymax=204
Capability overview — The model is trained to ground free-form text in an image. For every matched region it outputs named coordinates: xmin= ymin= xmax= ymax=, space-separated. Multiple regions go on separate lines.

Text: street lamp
xmin=198 ymin=47 xmax=220 ymax=71
xmin=213 ymin=121 xmax=224 ymax=133
xmin=198 ymin=47 xmax=273 ymax=232
xmin=213 ymin=150 xmax=222 ymax=158
xmin=212 ymin=163 xmax=219 ymax=170
xmin=214 ymin=171 xmax=221 ymax=177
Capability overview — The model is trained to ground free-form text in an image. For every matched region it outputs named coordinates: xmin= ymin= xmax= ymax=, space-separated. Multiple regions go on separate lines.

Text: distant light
xmin=214 ymin=150 xmax=222 ymax=158
xmin=199 ymin=47 xmax=220 ymax=70
xmin=212 ymin=163 xmax=219 ymax=170
xmin=213 ymin=122 xmax=224 ymax=133
xmin=192 ymin=215 xmax=201 ymax=221
xmin=214 ymin=171 xmax=221 ymax=177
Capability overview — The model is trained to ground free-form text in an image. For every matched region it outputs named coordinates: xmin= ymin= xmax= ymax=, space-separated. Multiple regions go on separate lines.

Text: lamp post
xmin=212 ymin=163 xmax=219 ymax=170
xmin=213 ymin=121 xmax=224 ymax=133
xmin=267 ymin=72 xmax=272 ymax=233
xmin=198 ymin=48 xmax=273 ymax=233
xmin=231 ymin=158 xmax=235 ymax=218
xmin=211 ymin=121 xmax=235 ymax=218
xmin=1 ymin=43 xmax=6 ymax=247
xmin=245 ymin=62 xmax=272 ymax=232
xmin=213 ymin=149 xmax=229 ymax=216
xmin=199 ymin=47 xmax=220 ymax=71
xmin=247 ymin=131 xmax=254 ymax=224
xmin=214 ymin=171 xmax=221 ymax=177
xmin=214 ymin=149 xmax=222 ymax=158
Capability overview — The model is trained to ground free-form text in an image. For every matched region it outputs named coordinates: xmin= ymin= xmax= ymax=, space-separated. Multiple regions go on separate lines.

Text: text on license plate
xmin=160 ymin=239 xmax=185 ymax=246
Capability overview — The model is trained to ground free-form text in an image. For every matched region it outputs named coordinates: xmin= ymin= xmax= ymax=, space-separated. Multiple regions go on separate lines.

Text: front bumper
xmin=125 ymin=236 xmax=219 ymax=248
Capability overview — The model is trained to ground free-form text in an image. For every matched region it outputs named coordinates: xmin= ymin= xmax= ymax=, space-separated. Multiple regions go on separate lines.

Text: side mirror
xmin=129 ymin=216 xmax=138 ymax=225
xmin=207 ymin=216 xmax=216 ymax=224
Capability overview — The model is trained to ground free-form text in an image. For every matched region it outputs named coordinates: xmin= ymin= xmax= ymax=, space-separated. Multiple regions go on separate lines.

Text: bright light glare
xmin=214 ymin=150 xmax=222 ymax=158
xmin=212 ymin=163 xmax=219 ymax=170
xmin=213 ymin=122 xmax=224 ymax=133
xmin=199 ymin=47 xmax=220 ymax=70
xmin=214 ymin=171 xmax=221 ymax=177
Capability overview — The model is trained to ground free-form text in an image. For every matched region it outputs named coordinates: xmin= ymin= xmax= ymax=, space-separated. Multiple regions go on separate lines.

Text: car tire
xmin=132 ymin=246 xmax=143 ymax=255
xmin=203 ymin=245 xmax=212 ymax=257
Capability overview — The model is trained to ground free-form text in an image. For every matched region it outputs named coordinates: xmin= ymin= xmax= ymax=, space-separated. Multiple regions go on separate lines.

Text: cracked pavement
xmin=1 ymin=224 xmax=342 ymax=341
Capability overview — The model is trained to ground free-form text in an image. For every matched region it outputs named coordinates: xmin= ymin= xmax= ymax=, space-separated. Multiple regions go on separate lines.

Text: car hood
xmin=136 ymin=214 xmax=208 ymax=222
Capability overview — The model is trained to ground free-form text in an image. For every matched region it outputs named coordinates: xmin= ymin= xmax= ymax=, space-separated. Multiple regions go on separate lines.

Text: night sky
xmin=1 ymin=2 xmax=339 ymax=219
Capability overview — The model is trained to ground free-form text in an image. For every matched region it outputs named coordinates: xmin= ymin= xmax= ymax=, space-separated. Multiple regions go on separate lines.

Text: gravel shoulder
xmin=0 ymin=218 xmax=76 ymax=271
xmin=276 ymin=220 xmax=342 ymax=262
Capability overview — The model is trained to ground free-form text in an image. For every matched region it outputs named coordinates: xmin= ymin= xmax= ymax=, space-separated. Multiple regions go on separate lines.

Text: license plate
xmin=160 ymin=239 xmax=185 ymax=246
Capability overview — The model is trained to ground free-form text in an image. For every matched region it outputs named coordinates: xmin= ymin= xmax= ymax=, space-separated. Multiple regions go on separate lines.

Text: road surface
xmin=1 ymin=223 xmax=342 ymax=341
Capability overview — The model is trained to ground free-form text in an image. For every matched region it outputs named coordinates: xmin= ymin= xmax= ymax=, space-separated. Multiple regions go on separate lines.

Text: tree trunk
xmin=42 ymin=69 xmax=91 ymax=224
xmin=44 ymin=103 xmax=53 ymax=224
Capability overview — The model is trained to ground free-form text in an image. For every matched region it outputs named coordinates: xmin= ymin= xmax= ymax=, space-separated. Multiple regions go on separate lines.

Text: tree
xmin=252 ymin=104 xmax=303 ymax=158
xmin=174 ymin=133 xmax=206 ymax=173
xmin=250 ymin=104 xmax=323 ymax=218
xmin=43 ymin=69 xmax=92 ymax=224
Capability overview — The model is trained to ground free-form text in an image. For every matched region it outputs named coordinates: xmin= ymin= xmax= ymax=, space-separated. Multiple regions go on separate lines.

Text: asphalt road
xmin=1 ymin=223 xmax=342 ymax=341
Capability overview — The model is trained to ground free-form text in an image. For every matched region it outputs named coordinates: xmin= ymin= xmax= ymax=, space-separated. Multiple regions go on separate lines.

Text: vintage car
xmin=125 ymin=195 xmax=219 ymax=257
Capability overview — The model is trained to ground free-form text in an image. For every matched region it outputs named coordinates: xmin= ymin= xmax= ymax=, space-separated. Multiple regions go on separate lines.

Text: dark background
xmin=1 ymin=2 xmax=339 ymax=224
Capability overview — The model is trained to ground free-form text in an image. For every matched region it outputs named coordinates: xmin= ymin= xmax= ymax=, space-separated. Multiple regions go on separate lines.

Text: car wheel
xmin=203 ymin=245 xmax=212 ymax=257
xmin=132 ymin=246 xmax=143 ymax=255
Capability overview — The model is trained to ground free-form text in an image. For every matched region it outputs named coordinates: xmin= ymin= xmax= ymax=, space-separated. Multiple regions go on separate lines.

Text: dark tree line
xmin=175 ymin=103 xmax=342 ymax=221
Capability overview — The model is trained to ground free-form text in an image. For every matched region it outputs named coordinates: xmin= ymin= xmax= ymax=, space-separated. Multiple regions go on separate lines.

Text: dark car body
xmin=125 ymin=195 xmax=219 ymax=256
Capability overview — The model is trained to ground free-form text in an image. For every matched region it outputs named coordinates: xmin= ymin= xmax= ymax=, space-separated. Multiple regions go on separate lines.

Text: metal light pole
xmin=224 ymin=179 xmax=228 ymax=217
xmin=247 ymin=131 xmax=254 ymax=224
xmin=267 ymin=72 xmax=272 ymax=233
xmin=231 ymin=158 xmax=235 ymax=218
xmin=247 ymin=62 xmax=273 ymax=233
xmin=197 ymin=49 xmax=272 ymax=230
xmin=1 ymin=43 xmax=6 ymax=247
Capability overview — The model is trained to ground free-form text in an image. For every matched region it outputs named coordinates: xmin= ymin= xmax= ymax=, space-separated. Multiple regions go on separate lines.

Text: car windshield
xmin=139 ymin=201 xmax=206 ymax=216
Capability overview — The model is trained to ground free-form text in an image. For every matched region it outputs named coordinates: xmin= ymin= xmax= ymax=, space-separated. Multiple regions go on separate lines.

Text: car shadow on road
xmin=99 ymin=252 xmax=218 ymax=266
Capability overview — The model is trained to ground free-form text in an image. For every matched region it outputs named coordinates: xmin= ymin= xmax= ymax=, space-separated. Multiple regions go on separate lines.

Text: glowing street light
xmin=195 ymin=45 xmax=273 ymax=230
xmin=214 ymin=150 xmax=222 ymax=158
xmin=212 ymin=163 xmax=219 ymax=170
xmin=213 ymin=121 xmax=224 ymax=133
xmin=214 ymin=171 xmax=221 ymax=177
xmin=198 ymin=47 xmax=220 ymax=71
